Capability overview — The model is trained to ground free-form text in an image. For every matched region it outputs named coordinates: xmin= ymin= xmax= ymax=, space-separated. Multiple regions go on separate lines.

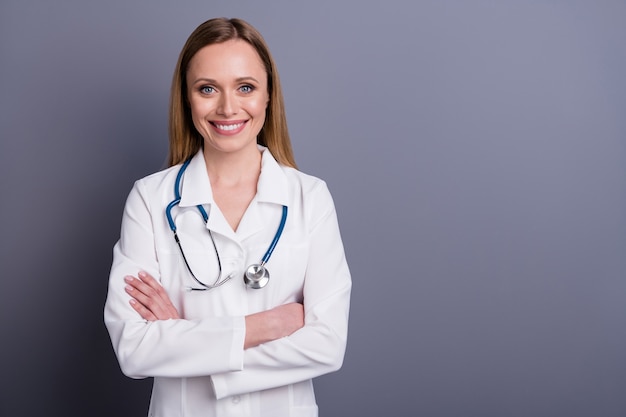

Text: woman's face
xmin=186 ymin=39 xmax=269 ymax=156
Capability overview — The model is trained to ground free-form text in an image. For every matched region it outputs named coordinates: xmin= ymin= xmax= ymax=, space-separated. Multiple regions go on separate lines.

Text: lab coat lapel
xmin=177 ymin=150 xmax=236 ymax=240
xmin=256 ymin=147 xmax=289 ymax=207
xmin=234 ymin=148 xmax=289 ymax=241
xmin=234 ymin=199 xmax=263 ymax=241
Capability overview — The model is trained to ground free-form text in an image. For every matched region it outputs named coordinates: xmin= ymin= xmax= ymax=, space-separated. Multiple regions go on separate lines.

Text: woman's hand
xmin=244 ymin=302 xmax=304 ymax=349
xmin=124 ymin=271 xmax=180 ymax=321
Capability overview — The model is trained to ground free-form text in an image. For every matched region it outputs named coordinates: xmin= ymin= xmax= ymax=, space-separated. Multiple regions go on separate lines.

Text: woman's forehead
xmin=187 ymin=40 xmax=266 ymax=82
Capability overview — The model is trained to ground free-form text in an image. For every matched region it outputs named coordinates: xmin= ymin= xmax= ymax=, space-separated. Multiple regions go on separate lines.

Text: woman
xmin=104 ymin=17 xmax=351 ymax=417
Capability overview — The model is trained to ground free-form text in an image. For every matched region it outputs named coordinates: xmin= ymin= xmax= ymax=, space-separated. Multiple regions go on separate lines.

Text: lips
xmin=210 ymin=120 xmax=247 ymax=135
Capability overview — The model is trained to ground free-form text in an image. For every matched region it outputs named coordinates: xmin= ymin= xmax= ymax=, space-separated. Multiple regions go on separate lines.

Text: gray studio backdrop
xmin=1 ymin=1 xmax=625 ymax=416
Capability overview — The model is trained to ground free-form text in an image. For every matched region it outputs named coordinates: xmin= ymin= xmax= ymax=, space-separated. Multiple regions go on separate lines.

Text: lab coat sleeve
xmin=211 ymin=182 xmax=351 ymax=399
xmin=104 ymin=180 xmax=246 ymax=379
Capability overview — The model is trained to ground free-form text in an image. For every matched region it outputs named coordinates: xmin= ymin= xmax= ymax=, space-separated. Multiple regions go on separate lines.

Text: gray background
xmin=1 ymin=1 xmax=625 ymax=416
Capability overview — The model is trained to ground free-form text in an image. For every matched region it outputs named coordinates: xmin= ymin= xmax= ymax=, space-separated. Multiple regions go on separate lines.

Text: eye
xmin=199 ymin=86 xmax=215 ymax=95
xmin=239 ymin=84 xmax=255 ymax=94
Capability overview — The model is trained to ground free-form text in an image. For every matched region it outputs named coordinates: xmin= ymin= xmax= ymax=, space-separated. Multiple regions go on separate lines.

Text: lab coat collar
xmin=178 ymin=146 xmax=289 ymax=209
xmin=177 ymin=150 xmax=213 ymax=208
xmin=177 ymin=147 xmax=289 ymax=240
xmin=256 ymin=146 xmax=290 ymax=207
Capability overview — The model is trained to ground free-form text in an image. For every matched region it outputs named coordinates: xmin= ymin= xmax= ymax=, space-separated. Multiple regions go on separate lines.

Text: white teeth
xmin=215 ymin=123 xmax=243 ymax=131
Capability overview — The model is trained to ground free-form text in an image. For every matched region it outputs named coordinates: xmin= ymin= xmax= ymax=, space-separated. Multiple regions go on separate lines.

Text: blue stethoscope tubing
xmin=165 ymin=158 xmax=287 ymax=290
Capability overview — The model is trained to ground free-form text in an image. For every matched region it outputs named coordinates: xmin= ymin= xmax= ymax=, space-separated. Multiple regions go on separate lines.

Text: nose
xmin=216 ymin=91 xmax=238 ymax=117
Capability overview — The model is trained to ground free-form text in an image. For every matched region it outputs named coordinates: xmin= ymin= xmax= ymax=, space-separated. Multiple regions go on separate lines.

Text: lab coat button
xmin=232 ymin=395 xmax=241 ymax=404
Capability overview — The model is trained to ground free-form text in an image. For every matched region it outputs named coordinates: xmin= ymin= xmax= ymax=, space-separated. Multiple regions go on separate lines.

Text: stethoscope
xmin=165 ymin=158 xmax=287 ymax=290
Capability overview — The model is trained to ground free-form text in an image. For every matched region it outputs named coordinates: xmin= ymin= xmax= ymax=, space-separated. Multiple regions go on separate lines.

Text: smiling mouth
xmin=211 ymin=121 xmax=247 ymax=132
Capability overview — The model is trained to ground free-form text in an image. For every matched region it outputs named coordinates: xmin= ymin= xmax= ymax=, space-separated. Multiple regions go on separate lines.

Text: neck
xmin=203 ymin=145 xmax=262 ymax=186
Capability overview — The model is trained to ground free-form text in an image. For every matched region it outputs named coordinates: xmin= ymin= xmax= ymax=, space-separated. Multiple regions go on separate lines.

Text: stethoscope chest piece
xmin=244 ymin=264 xmax=269 ymax=289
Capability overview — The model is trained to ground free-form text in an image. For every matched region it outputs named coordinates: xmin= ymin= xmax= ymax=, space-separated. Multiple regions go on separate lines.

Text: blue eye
xmin=200 ymin=86 xmax=215 ymax=94
xmin=239 ymin=85 xmax=254 ymax=93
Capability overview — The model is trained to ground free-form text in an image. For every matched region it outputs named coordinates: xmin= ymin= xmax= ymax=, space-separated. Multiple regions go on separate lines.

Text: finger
xmin=124 ymin=277 xmax=171 ymax=319
xmin=137 ymin=272 xmax=175 ymax=306
xmin=126 ymin=274 xmax=159 ymax=296
xmin=129 ymin=298 xmax=158 ymax=321
xmin=124 ymin=276 xmax=179 ymax=320
xmin=137 ymin=271 xmax=180 ymax=319
xmin=125 ymin=276 xmax=158 ymax=300
xmin=137 ymin=270 xmax=160 ymax=289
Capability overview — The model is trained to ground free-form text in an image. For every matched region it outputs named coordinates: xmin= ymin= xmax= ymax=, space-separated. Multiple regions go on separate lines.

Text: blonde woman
xmin=104 ymin=17 xmax=351 ymax=417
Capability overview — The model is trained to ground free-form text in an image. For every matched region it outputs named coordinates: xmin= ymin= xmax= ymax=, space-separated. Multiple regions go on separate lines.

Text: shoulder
xmin=130 ymin=164 xmax=181 ymax=195
xmin=123 ymin=164 xmax=182 ymax=212
xmin=261 ymin=147 xmax=333 ymax=206
xmin=281 ymin=166 xmax=332 ymax=199
xmin=136 ymin=164 xmax=181 ymax=187
xmin=279 ymin=166 xmax=338 ymax=228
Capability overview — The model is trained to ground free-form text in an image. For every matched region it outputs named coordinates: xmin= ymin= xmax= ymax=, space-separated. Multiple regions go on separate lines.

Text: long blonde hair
xmin=167 ymin=17 xmax=296 ymax=168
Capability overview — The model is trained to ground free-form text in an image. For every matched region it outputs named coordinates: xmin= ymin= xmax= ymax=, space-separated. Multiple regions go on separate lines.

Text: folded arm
xmin=125 ymin=270 xmax=304 ymax=349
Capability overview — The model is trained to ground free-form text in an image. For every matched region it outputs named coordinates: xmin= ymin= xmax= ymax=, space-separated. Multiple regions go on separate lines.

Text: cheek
xmin=249 ymin=97 xmax=269 ymax=120
xmin=188 ymin=99 xmax=212 ymax=128
xmin=189 ymin=97 xmax=208 ymax=117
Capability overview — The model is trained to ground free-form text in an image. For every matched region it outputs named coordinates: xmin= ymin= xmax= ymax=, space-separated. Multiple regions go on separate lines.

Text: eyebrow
xmin=191 ymin=76 xmax=261 ymax=85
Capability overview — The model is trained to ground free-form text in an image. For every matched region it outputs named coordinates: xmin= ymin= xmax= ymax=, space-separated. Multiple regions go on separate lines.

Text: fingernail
xmin=138 ymin=271 xmax=146 ymax=278
xmin=124 ymin=276 xmax=133 ymax=283
xmin=125 ymin=285 xmax=133 ymax=292
xmin=129 ymin=299 xmax=136 ymax=305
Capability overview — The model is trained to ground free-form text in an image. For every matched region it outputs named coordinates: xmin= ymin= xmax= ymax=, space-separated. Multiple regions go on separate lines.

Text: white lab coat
xmin=104 ymin=147 xmax=351 ymax=417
